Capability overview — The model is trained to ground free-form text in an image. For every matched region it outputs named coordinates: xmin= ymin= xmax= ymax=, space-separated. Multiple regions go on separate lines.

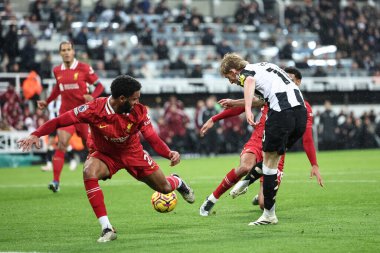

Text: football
xmin=151 ymin=191 xmax=177 ymax=213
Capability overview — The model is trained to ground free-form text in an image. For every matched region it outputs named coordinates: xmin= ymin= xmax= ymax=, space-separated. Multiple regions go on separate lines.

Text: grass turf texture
xmin=0 ymin=149 xmax=379 ymax=253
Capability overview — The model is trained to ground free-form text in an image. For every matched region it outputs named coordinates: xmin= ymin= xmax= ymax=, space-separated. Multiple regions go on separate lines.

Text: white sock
xmin=264 ymin=205 xmax=276 ymax=217
xmin=173 ymin=175 xmax=183 ymax=188
xmin=98 ymin=216 xmax=112 ymax=230
xmin=208 ymin=193 xmax=218 ymax=203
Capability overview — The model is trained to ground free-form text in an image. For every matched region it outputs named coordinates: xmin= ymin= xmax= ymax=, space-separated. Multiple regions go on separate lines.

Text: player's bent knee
xmin=236 ymin=166 xmax=250 ymax=176
xmin=157 ymin=183 xmax=172 ymax=194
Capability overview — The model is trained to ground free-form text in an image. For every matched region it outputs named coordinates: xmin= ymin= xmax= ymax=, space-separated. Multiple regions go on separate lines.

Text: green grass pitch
xmin=0 ymin=149 xmax=379 ymax=253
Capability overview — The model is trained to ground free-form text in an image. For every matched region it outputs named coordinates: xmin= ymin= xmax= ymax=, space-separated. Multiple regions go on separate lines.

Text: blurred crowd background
xmin=0 ymin=0 xmax=379 ymax=159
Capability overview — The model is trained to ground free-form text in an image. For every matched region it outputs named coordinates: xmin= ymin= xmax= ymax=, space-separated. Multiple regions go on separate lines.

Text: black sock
xmin=243 ymin=162 xmax=263 ymax=185
xmin=263 ymin=174 xmax=278 ymax=211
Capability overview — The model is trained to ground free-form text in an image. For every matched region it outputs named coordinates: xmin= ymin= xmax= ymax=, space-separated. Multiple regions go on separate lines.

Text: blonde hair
xmin=219 ymin=53 xmax=249 ymax=75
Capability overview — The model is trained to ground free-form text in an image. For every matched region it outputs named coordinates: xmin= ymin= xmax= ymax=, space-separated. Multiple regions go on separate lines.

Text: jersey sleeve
xmin=302 ymin=102 xmax=318 ymax=166
xmin=138 ymin=106 xmax=155 ymax=137
xmin=72 ymin=100 xmax=98 ymax=124
xmin=212 ymin=107 xmax=245 ymax=122
xmin=85 ymin=65 xmax=100 ymax=85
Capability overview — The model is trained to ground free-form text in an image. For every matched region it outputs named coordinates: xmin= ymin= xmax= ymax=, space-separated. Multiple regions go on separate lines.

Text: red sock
xmin=84 ymin=178 xmax=107 ymax=218
xmin=52 ymin=150 xmax=65 ymax=182
xmin=166 ymin=176 xmax=181 ymax=191
xmin=213 ymin=169 xmax=241 ymax=199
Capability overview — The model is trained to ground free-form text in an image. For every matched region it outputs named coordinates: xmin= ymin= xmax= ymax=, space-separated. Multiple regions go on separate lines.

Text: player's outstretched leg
xmin=199 ymin=168 xmax=241 ymax=216
xmin=229 ymin=162 xmax=263 ymax=198
xmin=170 ymin=174 xmax=195 ymax=204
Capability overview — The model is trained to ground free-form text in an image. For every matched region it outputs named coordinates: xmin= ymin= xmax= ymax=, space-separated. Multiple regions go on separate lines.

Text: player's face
xmin=119 ymin=90 xmax=141 ymax=113
xmin=224 ymin=70 xmax=239 ymax=85
xmin=59 ymin=44 xmax=75 ymax=64
xmin=287 ymin=73 xmax=301 ymax=86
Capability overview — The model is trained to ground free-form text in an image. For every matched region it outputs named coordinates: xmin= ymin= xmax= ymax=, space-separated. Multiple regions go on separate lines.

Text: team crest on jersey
xmin=239 ymin=75 xmax=246 ymax=87
xmin=74 ymin=72 xmax=79 ymax=80
xmin=126 ymin=123 xmax=133 ymax=132
xmin=74 ymin=105 xmax=89 ymax=115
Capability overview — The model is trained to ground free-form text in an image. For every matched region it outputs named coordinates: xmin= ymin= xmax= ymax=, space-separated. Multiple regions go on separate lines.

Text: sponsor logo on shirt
xmin=63 ymin=83 xmax=80 ymax=90
xmin=103 ymin=135 xmax=130 ymax=143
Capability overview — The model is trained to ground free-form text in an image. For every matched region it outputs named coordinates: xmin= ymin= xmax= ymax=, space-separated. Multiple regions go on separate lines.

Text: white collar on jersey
xmin=61 ymin=58 xmax=78 ymax=70
xmin=105 ymin=96 xmax=130 ymax=116
xmin=105 ymin=96 xmax=115 ymax=115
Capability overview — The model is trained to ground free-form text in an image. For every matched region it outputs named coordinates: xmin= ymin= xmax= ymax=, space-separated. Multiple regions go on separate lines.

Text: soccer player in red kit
xmin=18 ymin=75 xmax=195 ymax=243
xmin=37 ymin=41 xmax=104 ymax=192
xmin=230 ymin=66 xmax=323 ymax=211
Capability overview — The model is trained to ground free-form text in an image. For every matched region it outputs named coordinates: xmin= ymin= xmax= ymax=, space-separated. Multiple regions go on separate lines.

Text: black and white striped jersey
xmin=238 ymin=62 xmax=305 ymax=112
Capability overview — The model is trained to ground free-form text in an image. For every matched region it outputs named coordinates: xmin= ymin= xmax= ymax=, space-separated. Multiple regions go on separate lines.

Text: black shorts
xmin=263 ymin=106 xmax=307 ymax=155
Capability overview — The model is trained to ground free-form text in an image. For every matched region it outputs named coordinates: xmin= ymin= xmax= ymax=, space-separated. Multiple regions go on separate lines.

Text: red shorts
xmin=240 ymin=136 xmax=263 ymax=162
xmin=58 ymin=123 xmax=89 ymax=141
xmin=90 ymin=150 xmax=159 ymax=180
xmin=260 ymin=154 xmax=286 ymax=184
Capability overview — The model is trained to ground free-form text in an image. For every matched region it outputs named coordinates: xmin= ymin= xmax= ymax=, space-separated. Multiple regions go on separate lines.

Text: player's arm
xmin=303 ymin=108 xmax=323 ymax=187
xmin=18 ymin=111 xmax=79 ymax=152
xmin=38 ymin=83 xmax=60 ymax=110
xmin=243 ymin=76 xmax=257 ymax=126
xmin=84 ymin=66 xmax=104 ymax=102
xmin=141 ymin=124 xmax=180 ymax=167
xmin=200 ymin=106 xmax=245 ymax=137
xmin=219 ymin=97 xmax=265 ymax=109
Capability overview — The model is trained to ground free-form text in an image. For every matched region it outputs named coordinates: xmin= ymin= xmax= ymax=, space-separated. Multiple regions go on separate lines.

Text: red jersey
xmin=73 ymin=97 xmax=154 ymax=158
xmin=48 ymin=59 xmax=100 ymax=114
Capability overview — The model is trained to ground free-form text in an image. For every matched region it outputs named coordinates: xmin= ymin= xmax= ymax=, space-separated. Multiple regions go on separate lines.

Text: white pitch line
xmin=0 ymin=179 xmax=377 ymax=189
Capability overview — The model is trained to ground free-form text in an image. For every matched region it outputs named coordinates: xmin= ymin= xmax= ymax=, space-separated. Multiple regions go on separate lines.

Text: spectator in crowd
xmin=3 ymin=24 xmax=19 ymax=63
xmin=39 ymin=52 xmax=53 ymax=79
xmin=105 ymin=53 xmax=122 ymax=76
xmin=318 ymin=100 xmax=338 ymax=150
xmin=201 ymin=28 xmax=215 ymax=46
xmin=164 ymin=103 xmax=190 ymax=154
xmin=216 ymin=39 xmax=233 ymax=58
xmin=200 ymin=96 xmax=221 ymax=156
xmin=155 ymin=39 xmax=170 ymax=60
xmin=189 ymin=64 xmax=203 ymax=78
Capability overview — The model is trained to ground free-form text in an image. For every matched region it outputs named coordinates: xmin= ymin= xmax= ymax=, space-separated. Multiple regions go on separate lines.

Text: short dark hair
xmin=111 ymin=75 xmax=142 ymax=98
xmin=59 ymin=41 xmax=74 ymax=51
xmin=284 ymin=67 xmax=302 ymax=80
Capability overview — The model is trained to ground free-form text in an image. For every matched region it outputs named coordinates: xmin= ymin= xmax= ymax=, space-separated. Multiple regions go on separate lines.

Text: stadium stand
xmin=0 ymin=0 xmax=379 ymax=162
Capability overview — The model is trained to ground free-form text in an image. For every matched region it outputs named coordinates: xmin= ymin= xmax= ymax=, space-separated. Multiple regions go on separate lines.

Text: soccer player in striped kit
xmin=230 ymin=66 xmax=323 ymax=209
xmin=220 ymin=53 xmax=307 ymax=225
xmin=37 ymin=41 xmax=104 ymax=192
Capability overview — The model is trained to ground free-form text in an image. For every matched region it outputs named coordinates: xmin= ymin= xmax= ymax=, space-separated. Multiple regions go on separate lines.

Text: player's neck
xmin=64 ymin=60 xmax=74 ymax=69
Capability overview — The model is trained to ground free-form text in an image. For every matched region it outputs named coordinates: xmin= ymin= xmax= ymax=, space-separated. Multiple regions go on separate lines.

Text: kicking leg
xmin=200 ymin=153 xmax=256 ymax=216
xmin=141 ymin=169 xmax=195 ymax=204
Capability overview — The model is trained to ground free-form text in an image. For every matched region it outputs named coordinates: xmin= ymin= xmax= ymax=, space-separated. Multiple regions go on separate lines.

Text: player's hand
xmin=218 ymin=98 xmax=234 ymax=109
xmin=200 ymin=119 xmax=214 ymax=137
xmin=17 ymin=135 xmax=41 ymax=152
xmin=246 ymin=111 xmax=257 ymax=127
xmin=83 ymin=94 xmax=94 ymax=102
xmin=310 ymin=165 xmax=324 ymax=187
xmin=37 ymin=100 xmax=47 ymax=110
xmin=169 ymin=151 xmax=180 ymax=167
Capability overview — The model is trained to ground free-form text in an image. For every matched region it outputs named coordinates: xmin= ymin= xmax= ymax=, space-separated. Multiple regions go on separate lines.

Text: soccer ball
xmin=151 ymin=191 xmax=177 ymax=213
